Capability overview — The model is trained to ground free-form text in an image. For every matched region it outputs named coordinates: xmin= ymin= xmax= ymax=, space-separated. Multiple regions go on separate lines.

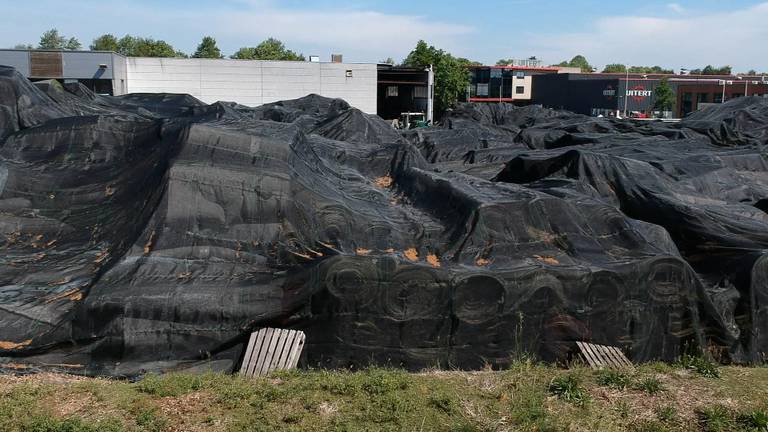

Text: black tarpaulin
xmin=1 ymin=65 xmax=767 ymax=376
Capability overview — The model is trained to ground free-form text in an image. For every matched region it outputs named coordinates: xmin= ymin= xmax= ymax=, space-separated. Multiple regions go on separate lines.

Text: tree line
xmin=13 ymin=29 xmax=305 ymax=61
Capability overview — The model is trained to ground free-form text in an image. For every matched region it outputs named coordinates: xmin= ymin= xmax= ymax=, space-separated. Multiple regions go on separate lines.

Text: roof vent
xmin=331 ymin=54 xmax=343 ymax=63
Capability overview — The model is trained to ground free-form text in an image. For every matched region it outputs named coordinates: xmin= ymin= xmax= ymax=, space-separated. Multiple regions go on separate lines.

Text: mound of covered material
xmin=0 ymin=66 xmax=767 ymax=377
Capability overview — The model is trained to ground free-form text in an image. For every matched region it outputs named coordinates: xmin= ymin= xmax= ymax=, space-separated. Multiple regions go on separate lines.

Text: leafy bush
xmin=548 ymin=374 xmax=590 ymax=406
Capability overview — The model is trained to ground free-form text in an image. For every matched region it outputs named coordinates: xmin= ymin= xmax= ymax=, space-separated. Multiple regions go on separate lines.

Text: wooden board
xmin=576 ymin=342 xmax=633 ymax=370
xmin=239 ymin=328 xmax=306 ymax=378
xmin=30 ymin=51 xmax=63 ymax=78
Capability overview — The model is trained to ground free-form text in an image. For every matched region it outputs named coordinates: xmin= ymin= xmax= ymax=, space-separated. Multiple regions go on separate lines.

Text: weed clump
xmin=548 ymin=374 xmax=590 ymax=406
xmin=596 ymin=369 xmax=632 ymax=390
xmin=635 ymin=376 xmax=665 ymax=395
xmin=678 ymin=354 xmax=721 ymax=378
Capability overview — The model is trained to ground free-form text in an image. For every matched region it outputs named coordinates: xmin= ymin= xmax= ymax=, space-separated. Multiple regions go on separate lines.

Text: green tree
xmin=192 ymin=36 xmax=223 ymax=59
xmin=602 ymin=64 xmax=627 ymax=73
xmin=496 ymin=58 xmax=513 ymax=66
xmin=110 ymin=35 xmax=186 ymax=57
xmin=654 ymin=77 xmax=675 ymax=115
xmin=402 ymin=40 xmax=474 ymax=115
xmin=380 ymin=57 xmax=396 ymax=65
xmin=65 ymin=37 xmax=81 ymax=50
xmin=90 ymin=34 xmax=119 ymax=51
xmin=12 ymin=43 xmax=33 ymax=49
xmin=556 ymin=55 xmax=593 ymax=72
xmin=38 ymin=29 xmax=68 ymax=49
xmin=629 ymin=65 xmax=674 ymax=74
xmin=231 ymin=38 xmax=304 ymax=61
xmin=692 ymin=65 xmax=732 ymax=75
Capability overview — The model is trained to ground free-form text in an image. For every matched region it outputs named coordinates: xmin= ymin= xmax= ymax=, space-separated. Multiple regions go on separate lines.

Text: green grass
xmin=678 ymin=354 xmax=721 ymax=378
xmin=548 ymin=373 xmax=591 ymax=406
xmin=635 ymin=376 xmax=665 ymax=395
xmin=596 ymin=369 xmax=633 ymax=390
xmin=0 ymin=363 xmax=766 ymax=432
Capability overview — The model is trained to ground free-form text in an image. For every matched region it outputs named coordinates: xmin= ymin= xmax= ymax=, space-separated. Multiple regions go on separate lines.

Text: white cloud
xmin=0 ymin=1 xmax=474 ymax=63
xmin=667 ymin=3 xmax=685 ymax=13
xmin=525 ymin=2 xmax=768 ymax=72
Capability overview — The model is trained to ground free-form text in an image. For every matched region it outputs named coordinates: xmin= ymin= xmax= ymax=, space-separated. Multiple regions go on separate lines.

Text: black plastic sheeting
xmin=0 ymin=66 xmax=767 ymax=377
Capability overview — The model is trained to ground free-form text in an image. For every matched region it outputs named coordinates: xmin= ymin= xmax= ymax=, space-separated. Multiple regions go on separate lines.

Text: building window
xmin=515 ymin=86 xmax=525 ymax=94
xmin=516 ymin=71 xmax=525 ymax=79
xmin=414 ymin=86 xmax=428 ymax=98
xmin=490 ymin=68 xmax=502 ymax=78
xmin=477 ymin=84 xmax=489 ymax=96
xmin=386 ymin=86 xmax=398 ymax=97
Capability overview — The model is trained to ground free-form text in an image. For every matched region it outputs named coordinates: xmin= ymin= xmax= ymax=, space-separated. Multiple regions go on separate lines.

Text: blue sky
xmin=2 ymin=0 xmax=767 ymax=71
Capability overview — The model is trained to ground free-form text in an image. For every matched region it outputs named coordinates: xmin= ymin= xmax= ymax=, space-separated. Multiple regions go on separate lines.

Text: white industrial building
xmin=0 ymin=49 xmax=389 ymax=116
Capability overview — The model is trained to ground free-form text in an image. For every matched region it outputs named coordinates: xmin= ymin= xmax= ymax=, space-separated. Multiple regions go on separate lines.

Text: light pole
xmin=623 ymin=65 xmax=629 ymax=118
xmin=721 ymin=79 xmax=726 ymax=103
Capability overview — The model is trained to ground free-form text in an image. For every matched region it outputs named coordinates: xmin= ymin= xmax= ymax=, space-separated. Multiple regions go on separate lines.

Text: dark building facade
xmin=376 ymin=65 xmax=434 ymax=122
xmin=533 ymin=73 xmax=768 ymax=118
xmin=465 ymin=65 xmax=569 ymax=104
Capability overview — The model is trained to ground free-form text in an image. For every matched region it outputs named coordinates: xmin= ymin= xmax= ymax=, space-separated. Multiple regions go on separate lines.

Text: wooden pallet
xmin=239 ymin=328 xmax=306 ymax=378
xmin=576 ymin=341 xmax=633 ymax=370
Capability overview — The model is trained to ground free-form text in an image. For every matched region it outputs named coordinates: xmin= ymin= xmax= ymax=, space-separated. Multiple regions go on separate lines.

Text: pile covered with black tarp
xmin=1 ymin=66 xmax=767 ymax=376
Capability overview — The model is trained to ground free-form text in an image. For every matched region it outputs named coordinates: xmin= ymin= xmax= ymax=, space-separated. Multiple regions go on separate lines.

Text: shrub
xmin=548 ymin=374 xmax=590 ymax=406
xmin=596 ymin=369 xmax=632 ymax=390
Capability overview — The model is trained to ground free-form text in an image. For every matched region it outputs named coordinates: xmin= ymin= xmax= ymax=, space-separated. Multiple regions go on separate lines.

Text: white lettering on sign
xmin=626 ymin=89 xmax=652 ymax=97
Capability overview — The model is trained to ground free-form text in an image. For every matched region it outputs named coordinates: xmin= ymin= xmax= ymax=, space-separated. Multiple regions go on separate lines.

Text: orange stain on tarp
xmin=476 ymin=258 xmax=491 ymax=266
xmin=404 ymin=248 xmax=419 ymax=262
xmin=356 ymin=248 xmax=372 ymax=256
xmin=0 ymin=339 xmax=32 ymax=350
xmin=534 ymin=255 xmax=560 ymax=265
xmin=426 ymin=254 xmax=441 ymax=267
xmin=374 ymin=176 xmax=393 ymax=188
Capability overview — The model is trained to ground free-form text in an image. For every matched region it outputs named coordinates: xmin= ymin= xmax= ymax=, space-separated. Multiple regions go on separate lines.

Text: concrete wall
xmin=512 ymin=76 xmax=532 ymax=100
xmin=111 ymin=54 xmax=128 ymax=96
xmin=126 ymin=58 xmax=377 ymax=113
xmin=0 ymin=50 xmax=31 ymax=76
xmin=62 ymin=51 xmax=113 ymax=79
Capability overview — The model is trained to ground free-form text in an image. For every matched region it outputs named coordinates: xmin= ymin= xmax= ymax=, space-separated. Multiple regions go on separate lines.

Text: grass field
xmin=1 ymin=359 xmax=767 ymax=431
